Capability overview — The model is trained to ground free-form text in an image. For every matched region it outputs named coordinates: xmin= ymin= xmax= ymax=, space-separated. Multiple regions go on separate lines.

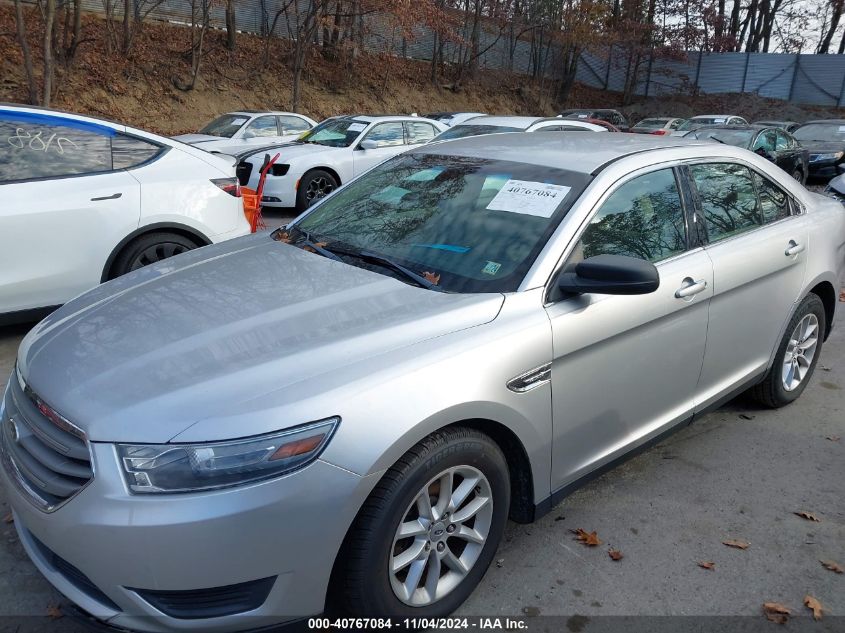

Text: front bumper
xmin=1 ymin=430 xmax=373 ymax=633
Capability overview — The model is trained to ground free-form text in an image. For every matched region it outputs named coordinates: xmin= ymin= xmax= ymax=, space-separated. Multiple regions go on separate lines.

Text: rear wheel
xmin=339 ymin=427 xmax=509 ymax=616
xmin=110 ymin=232 xmax=198 ymax=279
xmin=296 ymin=169 xmax=337 ymax=212
xmin=750 ymin=293 xmax=826 ymax=408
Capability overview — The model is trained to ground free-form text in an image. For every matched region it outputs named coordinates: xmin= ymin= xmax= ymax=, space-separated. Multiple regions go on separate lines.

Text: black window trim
xmin=0 ymin=125 xmax=169 ymax=186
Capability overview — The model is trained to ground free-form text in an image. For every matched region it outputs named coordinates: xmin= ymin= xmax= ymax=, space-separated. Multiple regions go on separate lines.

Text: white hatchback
xmin=0 ymin=105 xmax=251 ymax=323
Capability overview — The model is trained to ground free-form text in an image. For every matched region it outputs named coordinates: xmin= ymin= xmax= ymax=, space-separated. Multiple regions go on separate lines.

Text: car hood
xmin=242 ymin=142 xmax=343 ymax=164
xmin=16 ymin=235 xmax=504 ymax=443
xmin=801 ymin=141 xmax=845 ymax=154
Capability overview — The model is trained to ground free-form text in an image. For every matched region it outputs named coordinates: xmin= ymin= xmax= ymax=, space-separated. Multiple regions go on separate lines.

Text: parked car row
xmin=3 ymin=125 xmax=843 ymax=632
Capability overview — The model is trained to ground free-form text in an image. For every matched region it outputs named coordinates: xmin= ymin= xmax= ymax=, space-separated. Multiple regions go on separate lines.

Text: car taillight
xmin=651 ymin=129 xmax=667 ymax=135
xmin=211 ymin=177 xmax=241 ymax=197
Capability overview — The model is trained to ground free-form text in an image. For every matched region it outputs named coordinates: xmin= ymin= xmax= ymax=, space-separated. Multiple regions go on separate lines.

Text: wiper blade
xmin=354 ymin=250 xmax=443 ymax=291
xmin=284 ymin=225 xmax=343 ymax=263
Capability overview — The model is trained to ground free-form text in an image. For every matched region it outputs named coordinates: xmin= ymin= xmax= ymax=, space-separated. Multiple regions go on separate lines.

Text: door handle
xmin=784 ymin=240 xmax=805 ymax=256
xmin=675 ymin=277 xmax=708 ymax=299
xmin=91 ymin=193 xmax=122 ymax=201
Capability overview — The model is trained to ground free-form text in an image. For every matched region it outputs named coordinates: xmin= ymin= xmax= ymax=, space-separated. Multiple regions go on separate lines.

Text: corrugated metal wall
xmin=66 ymin=0 xmax=845 ymax=106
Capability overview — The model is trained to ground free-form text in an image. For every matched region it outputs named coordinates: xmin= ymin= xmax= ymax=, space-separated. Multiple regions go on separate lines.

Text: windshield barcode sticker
xmin=486 ymin=179 xmax=571 ymax=218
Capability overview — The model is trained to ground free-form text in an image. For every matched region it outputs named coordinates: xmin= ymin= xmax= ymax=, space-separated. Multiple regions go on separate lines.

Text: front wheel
xmin=295 ymin=169 xmax=338 ymax=212
xmin=338 ymin=427 xmax=510 ymax=616
xmin=750 ymin=293 xmax=826 ymax=408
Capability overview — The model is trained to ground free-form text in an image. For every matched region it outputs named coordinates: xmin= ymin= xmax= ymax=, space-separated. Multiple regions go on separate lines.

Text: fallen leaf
xmin=571 ymin=528 xmax=602 ymax=546
xmin=697 ymin=560 xmax=715 ymax=570
xmin=804 ymin=595 xmax=823 ymax=621
xmin=2 ymin=513 xmax=12 ymax=524
xmin=46 ymin=605 xmax=63 ymax=620
xmin=723 ymin=538 xmax=750 ymax=549
xmin=554 ymin=515 xmax=565 ymax=522
xmin=272 ymin=230 xmax=292 ymax=243
xmin=794 ymin=511 xmax=820 ymax=521
xmin=608 ymin=548 xmax=623 ymax=561
xmin=762 ymin=602 xmax=791 ymax=624
xmin=839 ymin=289 xmax=845 ymax=302
xmin=422 ymin=271 xmax=441 ymax=285
xmin=820 ymin=560 xmax=843 ymax=574
xmin=826 ymin=435 xmax=841 ymax=442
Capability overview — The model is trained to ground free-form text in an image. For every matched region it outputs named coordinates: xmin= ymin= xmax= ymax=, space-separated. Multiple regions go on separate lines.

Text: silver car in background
xmin=2 ymin=134 xmax=843 ymax=632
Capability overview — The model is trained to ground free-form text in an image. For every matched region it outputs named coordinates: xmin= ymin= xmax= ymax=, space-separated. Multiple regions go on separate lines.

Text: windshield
xmin=434 ymin=125 xmax=523 ymax=142
xmin=199 ymin=114 xmax=249 ymax=138
xmin=298 ymin=118 xmax=367 ymax=147
xmin=688 ymin=128 xmax=754 ymax=146
xmin=793 ymin=123 xmax=845 ymax=142
xmin=634 ymin=119 xmax=668 ymax=128
xmin=677 ymin=117 xmax=727 ymax=131
xmin=292 ymin=153 xmax=590 ymax=293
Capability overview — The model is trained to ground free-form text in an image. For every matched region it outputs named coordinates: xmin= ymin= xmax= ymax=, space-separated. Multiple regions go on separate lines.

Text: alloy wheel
xmin=781 ymin=313 xmax=819 ymax=391
xmin=389 ymin=465 xmax=493 ymax=607
xmin=305 ymin=176 xmax=334 ymax=201
xmin=129 ymin=242 xmax=191 ymax=271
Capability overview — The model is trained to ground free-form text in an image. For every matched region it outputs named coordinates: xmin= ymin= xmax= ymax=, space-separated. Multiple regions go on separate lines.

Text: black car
xmin=559 ymin=108 xmax=630 ymax=132
xmin=792 ymin=120 xmax=845 ymax=179
xmin=684 ymin=125 xmax=809 ymax=183
xmin=752 ymin=120 xmax=800 ymax=134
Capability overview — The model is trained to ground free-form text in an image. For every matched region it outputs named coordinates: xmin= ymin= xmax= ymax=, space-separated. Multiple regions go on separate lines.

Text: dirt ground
xmin=2 ymin=4 xmax=845 ymax=136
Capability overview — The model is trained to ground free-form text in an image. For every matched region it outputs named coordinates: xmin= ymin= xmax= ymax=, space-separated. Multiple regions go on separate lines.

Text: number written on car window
xmin=7 ymin=127 xmax=79 ymax=155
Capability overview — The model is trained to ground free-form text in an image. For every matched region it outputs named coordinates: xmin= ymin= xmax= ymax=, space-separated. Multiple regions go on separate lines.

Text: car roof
xmin=341 ymin=114 xmax=441 ymax=124
xmin=228 ymin=110 xmax=307 ymax=117
xmin=753 ymin=120 xmax=797 ymax=124
xmin=453 ymin=115 xmax=550 ymax=129
xmin=690 ymin=114 xmax=742 ymax=119
xmin=411 ymin=132 xmax=709 ymax=174
xmin=695 ymin=124 xmax=757 ymax=130
xmin=802 ymin=119 xmax=845 ymax=125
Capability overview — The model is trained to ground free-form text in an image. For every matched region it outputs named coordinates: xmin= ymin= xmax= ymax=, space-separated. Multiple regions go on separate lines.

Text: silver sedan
xmin=2 ymin=133 xmax=843 ymax=631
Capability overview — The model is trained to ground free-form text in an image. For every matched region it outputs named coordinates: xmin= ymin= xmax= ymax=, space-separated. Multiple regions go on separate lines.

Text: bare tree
xmin=42 ymin=0 xmax=57 ymax=106
xmin=13 ymin=0 xmax=39 ymax=104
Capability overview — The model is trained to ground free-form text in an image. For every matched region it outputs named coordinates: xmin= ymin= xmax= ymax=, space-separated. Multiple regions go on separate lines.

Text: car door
xmin=352 ymin=121 xmax=407 ymax=176
xmin=0 ymin=113 xmax=141 ymax=314
xmin=240 ymin=115 xmax=283 ymax=145
xmin=775 ymin=130 xmax=803 ymax=178
xmin=545 ymin=166 xmax=713 ymax=490
xmin=689 ymin=162 xmax=809 ymax=411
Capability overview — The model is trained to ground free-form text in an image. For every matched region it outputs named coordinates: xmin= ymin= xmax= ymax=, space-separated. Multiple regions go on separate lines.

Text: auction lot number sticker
xmin=486 ymin=179 xmax=571 ymax=218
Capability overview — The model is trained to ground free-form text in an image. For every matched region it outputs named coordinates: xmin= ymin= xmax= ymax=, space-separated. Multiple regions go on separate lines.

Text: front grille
xmin=29 ymin=532 xmax=121 ymax=612
xmin=235 ymin=161 xmax=253 ymax=186
xmin=1 ymin=372 xmax=92 ymax=511
xmin=132 ymin=576 xmax=276 ymax=619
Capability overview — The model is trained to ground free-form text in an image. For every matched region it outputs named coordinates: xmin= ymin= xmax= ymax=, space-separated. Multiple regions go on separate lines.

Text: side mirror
xmin=359 ymin=139 xmax=379 ymax=150
xmin=557 ymin=254 xmax=660 ymax=295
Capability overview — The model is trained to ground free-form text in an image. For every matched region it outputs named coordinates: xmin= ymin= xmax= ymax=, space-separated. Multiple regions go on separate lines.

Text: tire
xmin=750 ymin=293 xmax=826 ymax=408
xmin=110 ymin=232 xmax=198 ymax=279
xmin=339 ymin=427 xmax=510 ymax=617
xmin=295 ymin=169 xmax=338 ymax=212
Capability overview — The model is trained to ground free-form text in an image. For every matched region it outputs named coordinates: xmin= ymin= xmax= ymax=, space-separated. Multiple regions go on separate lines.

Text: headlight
xmin=118 ymin=418 xmax=339 ymax=494
xmin=811 ymin=152 xmax=843 ymax=162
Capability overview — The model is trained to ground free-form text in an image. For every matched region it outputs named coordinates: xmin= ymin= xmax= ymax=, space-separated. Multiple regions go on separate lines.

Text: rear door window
xmin=690 ymin=163 xmax=761 ymax=242
xmin=754 ymin=172 xmax=791 ymax=224
xmin=0 ymin=113 xmax=113 ymax=183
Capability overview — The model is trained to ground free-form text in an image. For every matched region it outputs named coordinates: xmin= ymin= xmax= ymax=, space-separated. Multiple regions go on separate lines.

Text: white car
xmin=0 ymin=105 xmax=251 ymax=323
xmin=237 ymin=115 xmax=447 ymax=211
xmin=173 ymin=111 xmax=317 ymax=155
xmin=422 ymin=112 xmax=487 ymax=126
xmin=432 ymin=115 xmax=608 ymax=142
xmin=671 ymin=114 xmax=748 ymax=136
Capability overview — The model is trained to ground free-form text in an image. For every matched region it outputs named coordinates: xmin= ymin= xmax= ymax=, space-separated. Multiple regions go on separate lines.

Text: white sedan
xmin=237 ymin=115 xmax=447 ymax=211
xmin=432 ymin=115 xmax=608 ymax=142
xmin=174 ymin=111 xmax=317 ymax=155
xmin=0 ymin=105 xmax=251 ymax=323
